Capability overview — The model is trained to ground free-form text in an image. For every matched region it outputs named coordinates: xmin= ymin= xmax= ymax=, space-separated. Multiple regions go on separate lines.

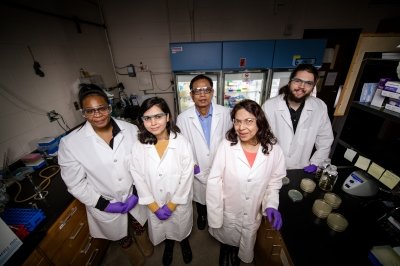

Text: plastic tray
xmin=1 ymin=208 xmax=46 ymax=232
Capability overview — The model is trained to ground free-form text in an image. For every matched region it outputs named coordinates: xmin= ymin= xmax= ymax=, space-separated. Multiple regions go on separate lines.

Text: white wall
xmin=0 ymin=0 xmax=116 ymax=164
xmin=0 ymin=0 xmax=398 ymax=164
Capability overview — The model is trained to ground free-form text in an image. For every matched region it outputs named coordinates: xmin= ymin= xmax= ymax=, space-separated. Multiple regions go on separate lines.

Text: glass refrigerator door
xmin=223 ymin=72 xmax=266 ymax=108
xmin=269 ymin=71 xmax=292 ymax=99
xmin=176 ymin=74 xmax=218 ymax=114
xmin=268 ymin=70 xmax=317 ymax=100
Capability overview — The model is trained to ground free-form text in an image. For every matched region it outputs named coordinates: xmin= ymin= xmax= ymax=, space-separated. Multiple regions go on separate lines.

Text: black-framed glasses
xmin=81 ymin=105 xmax=111 ymax=117
xmin=141 ymin=113 xmax=167 ymax=122
xmin=191 ymin=87 xmax=213 ymax=95
xmin=290 ymin=78 xmax=315 ymax=89
xmin=233 ymin=118 xmax=256 ymax=127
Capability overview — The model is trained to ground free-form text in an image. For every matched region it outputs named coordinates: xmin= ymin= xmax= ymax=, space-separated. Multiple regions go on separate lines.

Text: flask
xmin=315 ymin=159 xmax=331 ymax=182
xmin=318 ymin=165 xmax=338 ymax=192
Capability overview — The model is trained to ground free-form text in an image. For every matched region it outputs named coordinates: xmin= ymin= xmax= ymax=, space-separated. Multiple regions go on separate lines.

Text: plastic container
xmin=37 ymin=137 xmax=59 ymax=155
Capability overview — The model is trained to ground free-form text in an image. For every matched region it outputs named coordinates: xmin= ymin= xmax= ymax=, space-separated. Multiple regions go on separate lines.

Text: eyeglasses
xmin=233 ymin=118 xmax=256 ymax=127
xmin=290 ymin=78 xmax=315 ymax=89
xmin=141 ymin=113 xmax=167 ymax=122
xmin=191 ymin=87 xmax=213 ymax=95
xmin=81 ymin=105 xmax=111 ymax=117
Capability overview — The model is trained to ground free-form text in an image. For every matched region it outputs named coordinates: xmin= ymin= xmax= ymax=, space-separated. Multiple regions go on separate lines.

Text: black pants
xmin=196 ymin=202 xmax=207 ymax=217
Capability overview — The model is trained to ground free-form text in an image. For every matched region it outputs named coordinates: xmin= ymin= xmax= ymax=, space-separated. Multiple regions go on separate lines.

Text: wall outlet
xmin=47 ymin=110 xmax=57 ymax=122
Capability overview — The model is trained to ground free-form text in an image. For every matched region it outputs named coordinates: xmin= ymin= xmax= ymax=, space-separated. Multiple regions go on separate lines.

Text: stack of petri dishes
xmin=323 ymin=193 xmax=342 ymax=209
xmin=300 ymin=178 xmax=316 ymax=193
xmin=312 ymin=199 xmax=332 ymax=219
xmin=327 ymin=213 xmax=348 ymax=232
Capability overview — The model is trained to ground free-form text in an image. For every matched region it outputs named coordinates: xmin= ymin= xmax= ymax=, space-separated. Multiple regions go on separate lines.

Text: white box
xmin=0 ymin=218 xmax=23 ymax=265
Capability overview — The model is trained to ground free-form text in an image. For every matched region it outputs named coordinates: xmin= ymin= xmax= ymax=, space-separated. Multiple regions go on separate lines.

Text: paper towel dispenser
xmin=342 ymin=170 xmax=379 ymax=197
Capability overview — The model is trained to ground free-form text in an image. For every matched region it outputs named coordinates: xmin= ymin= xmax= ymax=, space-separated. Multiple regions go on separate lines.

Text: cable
xmin=13 ymin=165 xmax=60 ymax=203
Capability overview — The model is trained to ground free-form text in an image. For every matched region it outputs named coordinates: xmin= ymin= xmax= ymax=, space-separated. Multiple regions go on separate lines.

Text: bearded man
xmin=262 ymin=64 xmax=333 ymax=172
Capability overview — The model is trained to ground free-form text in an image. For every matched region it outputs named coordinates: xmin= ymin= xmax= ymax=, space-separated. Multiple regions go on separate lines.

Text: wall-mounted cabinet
xmin=222 ymin=40 xmax=274 ymax=70
xmin=272 ymin=39 xmax=326 ymax=68
xmin=169 ymin=39 xmax=327 ymax=72
xmin=169 ymin=42 xmax=222 ymax=71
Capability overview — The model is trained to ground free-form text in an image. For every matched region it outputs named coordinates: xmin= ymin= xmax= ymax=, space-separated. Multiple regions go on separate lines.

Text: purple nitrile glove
xmin=265 ymin=208 xmax=282 ymax=230
xmin=194 ymin=164 xmax=200 ymax=175
xmin=122 ymin=194 xmax=139 ymax=214
xmin=155 ymin=205 xmax=172 ymax=220
xmin=104 ymin=201 xmax=127 ymax=213
xmin=304 ymin=164 xmax=318 ymax=174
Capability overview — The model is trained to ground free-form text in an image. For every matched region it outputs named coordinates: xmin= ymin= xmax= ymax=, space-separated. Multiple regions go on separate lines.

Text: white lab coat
xmin=206 ymin=139 xmax=286 ymax=263
xmin=58 ymin=119 xmax=146 ymax=241
xmin=177 ymin=104 xmax=232 ymax=204
xmin=262 ymin=94 xmax=334 ymax=169
xmin=130 ymin=133 xmax=194 ymax=246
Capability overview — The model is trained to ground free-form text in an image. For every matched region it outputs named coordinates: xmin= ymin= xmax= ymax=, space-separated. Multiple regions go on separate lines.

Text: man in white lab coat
xmin=262 ymin=64 xmax=334 ymax=172
xmin=177 ymin=74 xmax=232 ymax=230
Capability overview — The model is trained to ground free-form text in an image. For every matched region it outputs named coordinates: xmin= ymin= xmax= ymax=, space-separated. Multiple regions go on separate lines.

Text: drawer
xmin=39 ymin=199 xmax=86 ymax=260
xmin=22 ymin=248 xmax=52 ymax=266
xmin=70 ymin=236 xmax=109 ymax=266
xmin=254 ymin=218 xmax=293 ymax=266
xmin=52 ymin=218 xmax=90 ymax=265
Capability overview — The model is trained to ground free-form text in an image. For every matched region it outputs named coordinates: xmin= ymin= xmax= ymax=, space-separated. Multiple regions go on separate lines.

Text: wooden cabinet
xmin=23 ymin=199 xmax=109 ymax=266
xmin=254 ymin=217 xmax=293 ymax=266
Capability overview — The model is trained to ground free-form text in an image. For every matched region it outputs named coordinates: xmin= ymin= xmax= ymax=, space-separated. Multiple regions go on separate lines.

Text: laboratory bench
xmin=273 ymin=168 xmax=399 ymax=266
xmin=3 ymin=163 xmax=109 ymax=265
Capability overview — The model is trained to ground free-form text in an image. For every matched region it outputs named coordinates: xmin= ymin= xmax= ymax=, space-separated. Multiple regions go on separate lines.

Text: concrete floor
xmin=100 ymin=203 xmax=255 ymax=266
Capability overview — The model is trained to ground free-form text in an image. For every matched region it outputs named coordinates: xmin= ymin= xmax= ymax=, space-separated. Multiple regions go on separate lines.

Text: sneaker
xmin=180 ymin=238 xmax=192 ymax=264
xmin=121 ymin=242 xmax=145 ymax=266
xmin=134 ymin=232 xmax=154 ymax=257
xmin=162 ymin=240 xmax=175 ymax=266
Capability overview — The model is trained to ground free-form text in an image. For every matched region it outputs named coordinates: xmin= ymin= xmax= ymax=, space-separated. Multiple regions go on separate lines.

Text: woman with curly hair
xmin=206 ymin=99 xmax=286 ymax=266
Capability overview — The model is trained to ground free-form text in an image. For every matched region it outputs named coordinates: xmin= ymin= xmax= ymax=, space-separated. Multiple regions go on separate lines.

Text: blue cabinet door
xmin=273 ymin=39 xmax=327 ymax=68
xmin=222 ymin=40 xmax=275 ymax=70
xmin=169 ymin=42 xmax=222 ymax=71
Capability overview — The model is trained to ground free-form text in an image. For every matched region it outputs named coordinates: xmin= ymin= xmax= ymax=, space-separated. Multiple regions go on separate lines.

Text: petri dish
xmin=282 ymin=176 xmax=290 ymax=185
xmin=288 ymin=189 xmax=303 ymax=202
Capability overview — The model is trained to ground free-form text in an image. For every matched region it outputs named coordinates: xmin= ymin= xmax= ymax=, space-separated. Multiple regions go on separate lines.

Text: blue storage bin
xmin=1 ymin=208 xmax=46 ymax=232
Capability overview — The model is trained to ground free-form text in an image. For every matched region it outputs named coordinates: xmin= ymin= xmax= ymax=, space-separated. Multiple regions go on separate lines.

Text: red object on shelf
xmin=10 ymin=224 xmax=29 ymax=240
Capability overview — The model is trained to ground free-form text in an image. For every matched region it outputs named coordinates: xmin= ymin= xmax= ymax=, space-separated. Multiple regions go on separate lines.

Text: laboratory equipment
xmin=342 ymin=170 xmax=379 ymax=197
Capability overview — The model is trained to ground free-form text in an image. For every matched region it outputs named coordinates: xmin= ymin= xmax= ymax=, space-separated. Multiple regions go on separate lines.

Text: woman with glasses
xmin=58 ymin=84 xmax=152 ymax=266
xmin=206 ymin=99 xmax=286 ymax=266
xmin=262 ymin=64 xmax=334 ymax=172
xmin=130 ymin=97 xmax=194 ymax=266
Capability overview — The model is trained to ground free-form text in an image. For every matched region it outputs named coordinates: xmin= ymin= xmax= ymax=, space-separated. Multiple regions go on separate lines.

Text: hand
xmin=265 ymin=208 xmax=282 ymax=230
xmin=155 ymin=205 xmax=172 ymax=220
xmin=194 ymin=164 xmax=200 ymax=174
xmin=104 ymin=201 xmax=127 ymax=214
xmin=123 ymin=195 xmax=139 ymax=213
xmin=304 ymin=164 xmax=318 ymax=174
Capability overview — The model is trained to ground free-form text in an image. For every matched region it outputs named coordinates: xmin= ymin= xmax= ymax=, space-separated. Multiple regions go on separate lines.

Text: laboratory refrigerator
xmin=174 ymin=72 xmax=220 ymax=114
xmin=222 ymin=70 xmax=271 ymax=108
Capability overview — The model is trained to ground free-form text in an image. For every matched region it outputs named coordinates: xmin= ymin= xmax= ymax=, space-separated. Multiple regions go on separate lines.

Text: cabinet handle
xmin=271 ymin=244 xmax=282 ymax=256
xmin=81 ymin=236 xmax=92 ymax=254
xmin=69 ymin=222 xmax=84 ymax=240
xmin=86 ymin=248 xmax=99 ymax=265
xmin=59 ymin=206 xmax=77 ymax=230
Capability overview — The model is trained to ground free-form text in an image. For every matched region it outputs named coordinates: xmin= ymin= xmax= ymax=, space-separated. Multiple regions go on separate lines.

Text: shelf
xmin=352 ymin=102 xmax=400 ymax=122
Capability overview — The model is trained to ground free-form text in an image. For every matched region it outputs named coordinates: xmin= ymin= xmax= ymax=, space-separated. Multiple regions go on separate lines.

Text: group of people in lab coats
xmin=58 ymin=63 xmax=333 ymax=266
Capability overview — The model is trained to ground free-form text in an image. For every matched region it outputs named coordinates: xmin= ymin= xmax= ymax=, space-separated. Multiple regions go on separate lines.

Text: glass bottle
xmin=318 ymin=165 xmax=338 ymax=192
xmin=315 ymin=159 xmax=331 ymax=182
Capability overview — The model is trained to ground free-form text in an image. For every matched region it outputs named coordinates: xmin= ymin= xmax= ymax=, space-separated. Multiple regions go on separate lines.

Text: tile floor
xmin=100 ymin=203 xmax=256 ymax=266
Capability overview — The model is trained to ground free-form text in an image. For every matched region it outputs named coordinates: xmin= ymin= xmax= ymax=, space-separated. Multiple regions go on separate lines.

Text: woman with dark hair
xmin=130 ymin=97 xmax=194 ymax=266
xmin=58 ymin=84 xmax=153 ymax=266
xmin=206 ymin=99 xmax=286 ymax=266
